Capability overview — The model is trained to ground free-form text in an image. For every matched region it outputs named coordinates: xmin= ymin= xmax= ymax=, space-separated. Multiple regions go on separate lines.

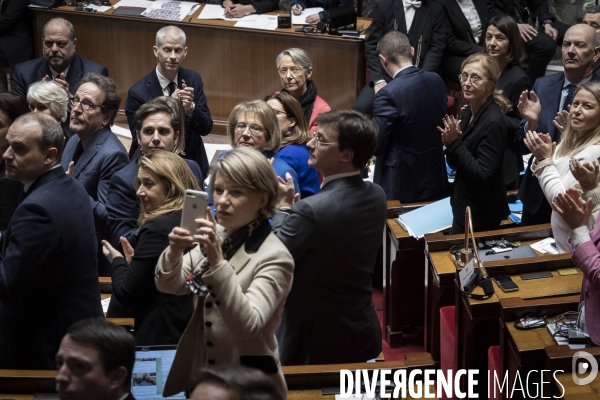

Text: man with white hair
xmin=125 ymin=25 xmax=213 ymax=178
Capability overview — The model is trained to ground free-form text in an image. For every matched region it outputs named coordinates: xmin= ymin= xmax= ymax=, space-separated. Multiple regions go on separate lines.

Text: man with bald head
xmin=12 ymin=17 xmax=108 ymax=98
xmin=0 ymin=113 xmax=102 ymax=369
xmin=125 ymin=25 xmax=213 ymax=178
xmin=517 ymin=23 xmax=600 ymax=225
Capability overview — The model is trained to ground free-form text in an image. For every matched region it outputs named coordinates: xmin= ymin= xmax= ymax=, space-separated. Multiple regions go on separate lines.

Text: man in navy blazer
xmin=373 ymin=31 xmax=448 ymax=202
xmin=583 ymin=5 xmax=600 ymax=73
xmin=353 ymin=0 xmax=445 ymax=115
xmin=61 ymin=73 xmax=129 ymax=275
xmin=273 ymin=110 xmax=385 ymax=365
xmin=516 ymin=24 xmax=600 ymax=225
xmin=12 ymin=18 xmax=108 ymax=98
xmin=0 ymin=113 xmax=102 ymax=369
xmin=125 ymin=26 xmax=213 ymax=178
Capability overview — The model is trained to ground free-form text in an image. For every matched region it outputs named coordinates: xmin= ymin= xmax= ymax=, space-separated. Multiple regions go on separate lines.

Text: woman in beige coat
xmin=155 ymin=147 xmax=293 ymax=398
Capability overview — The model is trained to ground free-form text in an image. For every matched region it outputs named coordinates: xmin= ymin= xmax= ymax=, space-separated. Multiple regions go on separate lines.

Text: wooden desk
xmin=546 ymin=347 xmax=600 ymax=399
xmin=424 ymin=224 xmax=562 ymax=368
xmin=552 ymin=371 xmax=600 ymax=399
xmin=31 ymin=5 xmax=368 ymax=133
xmin=383 ymin=200 xmax=431 ymax=347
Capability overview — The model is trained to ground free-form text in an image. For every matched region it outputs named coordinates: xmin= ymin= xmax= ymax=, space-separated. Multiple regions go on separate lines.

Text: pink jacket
xmin=308 ymin=95 xmax=331 ymax=132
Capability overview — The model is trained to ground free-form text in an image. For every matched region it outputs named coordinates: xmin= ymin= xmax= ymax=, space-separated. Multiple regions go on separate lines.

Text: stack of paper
xmin=197 ymin=3 xmax=258 ymax=21
xmin=530 ymin=237 xmax=559 ymax=254
xmin=291 ymin=7 xmax=323 ymax=25
xmin=395 ymin=197 xmax=452 ymax=239
xmin=141 ymin=0 xmax=200 ymax=21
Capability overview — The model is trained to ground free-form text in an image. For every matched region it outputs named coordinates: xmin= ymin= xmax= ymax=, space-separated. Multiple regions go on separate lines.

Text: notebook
xmin=131 ymin=345 xmax=186 ymax=399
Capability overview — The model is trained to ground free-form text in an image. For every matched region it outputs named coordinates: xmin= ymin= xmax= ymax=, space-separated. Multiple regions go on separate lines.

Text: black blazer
xmin=498 ymin=63 xmax=530 ymax=184
xmin=436 ymin=0 xmax=487 ymax=56
xmin=0 ymin=0 xmax=32 ymax=68
xmin=445 ymin=97 xmax=509 ymax=230
xmin=0 ymin=167 xmax=103 ymax=369
xmin=111 ymin=212 xmax=193 ymax=346
xmin=488 ymin=0 xmax=555 ymax=25
xmin=366 ymin=0 xmax=446 ymax=83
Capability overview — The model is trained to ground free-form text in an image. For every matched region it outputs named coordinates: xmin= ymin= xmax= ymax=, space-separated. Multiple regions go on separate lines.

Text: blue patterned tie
xmin=562 ymin=84 xmax=576 ymax=111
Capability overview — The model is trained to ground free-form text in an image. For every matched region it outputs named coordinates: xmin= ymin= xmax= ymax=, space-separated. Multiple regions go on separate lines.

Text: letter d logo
xmin=572 ymin=351 xmax=598 ymax=385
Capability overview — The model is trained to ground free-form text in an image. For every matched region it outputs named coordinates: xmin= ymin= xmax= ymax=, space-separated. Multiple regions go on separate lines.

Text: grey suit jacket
xmin=272 ymin=174 xmax=386 ymax=365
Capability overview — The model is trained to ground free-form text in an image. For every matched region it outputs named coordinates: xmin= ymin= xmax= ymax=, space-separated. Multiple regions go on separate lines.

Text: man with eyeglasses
xmin=516 ymin=24 xmax=600 ymax=226
xmin=372 ymin=31 xmax=449 ymax=203
xmin=61 ymin=72 xmax=129 ymax=276
xmin=125 ymin=25 xmax=212 ymax=179
xmin=272 ymin=110 xmax=386 ymax=365
xmin=13 ymin=18 xmax=108 ymax=98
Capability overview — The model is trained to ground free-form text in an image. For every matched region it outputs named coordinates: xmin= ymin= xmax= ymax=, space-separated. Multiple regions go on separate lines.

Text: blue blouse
xmin=277 ymin=144 xmax=319 ymax=198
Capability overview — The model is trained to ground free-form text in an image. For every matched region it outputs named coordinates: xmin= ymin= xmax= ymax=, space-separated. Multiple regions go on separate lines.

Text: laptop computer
xmin=131 ymin=345 xmax=186 ymax=399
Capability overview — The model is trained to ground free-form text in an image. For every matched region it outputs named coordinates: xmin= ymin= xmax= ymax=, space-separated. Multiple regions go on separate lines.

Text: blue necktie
xmin=562 ymin=84 xmax=576 ymax=111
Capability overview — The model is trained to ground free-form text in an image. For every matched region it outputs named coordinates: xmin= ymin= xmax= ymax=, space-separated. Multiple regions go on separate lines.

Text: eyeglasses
xmin=70 ymin=98 xmax=104 ymax=112
xmin=278 ymin=67 xmax=303 ymax=77
xmin=273 ymin=109 xmax=289 ymax=117
xmin=458 ymin=74 xmax=483 ymax=86
xmin=235 ymin=123 xmax=266 ymax=136
xmin=313 ymin=134 xmax=335 ymax=147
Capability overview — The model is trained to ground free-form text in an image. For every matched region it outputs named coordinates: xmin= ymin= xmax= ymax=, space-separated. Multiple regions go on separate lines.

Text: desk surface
xmin=554 ymin=372 xmax=600 ymax=399
xmin=31 ymin=5 xmax=369 ymax=132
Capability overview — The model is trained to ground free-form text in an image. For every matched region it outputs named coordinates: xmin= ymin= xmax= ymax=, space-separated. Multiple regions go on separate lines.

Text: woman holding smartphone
xmin=155 ymin=147 xmax=294 ymax=398
xmin=102 ymin=151 xmax=200 ymax=345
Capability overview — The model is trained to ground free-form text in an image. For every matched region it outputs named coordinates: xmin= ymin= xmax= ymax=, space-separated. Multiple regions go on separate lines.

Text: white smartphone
xmin=180 ymin=190 xmax=209 ymax=233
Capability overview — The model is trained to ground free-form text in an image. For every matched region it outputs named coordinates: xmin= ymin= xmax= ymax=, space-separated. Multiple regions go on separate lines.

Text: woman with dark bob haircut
xmin=265 ymin=92 xmax=319 ymax=198
xmin=484 ymin=15 xmax=531 ymax=187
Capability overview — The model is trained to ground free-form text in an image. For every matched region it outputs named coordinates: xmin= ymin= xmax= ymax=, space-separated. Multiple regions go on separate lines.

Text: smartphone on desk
xmin=493 ymin=274 xmax=519 ymax=293
xmin=181 ymin=190 xmax=208 ymax=233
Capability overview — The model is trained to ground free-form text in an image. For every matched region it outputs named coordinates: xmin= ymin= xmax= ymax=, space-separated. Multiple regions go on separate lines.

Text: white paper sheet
xmin=141 ymin=0 xmax=200 ymax=21
xmin=101 ymin=297 xmax=111 ymax=314
xmin=112 ymin=0 xmax=152 ymax=8
xmin=197 ymin=3 xmax=257 ymax=21
xmin=530 ymin=237 xmax=559 ymax=254
xmin=291 ymin=7 xmax=323 ymax=25
xmin=234 ymin=14 xmax=278 ymax=30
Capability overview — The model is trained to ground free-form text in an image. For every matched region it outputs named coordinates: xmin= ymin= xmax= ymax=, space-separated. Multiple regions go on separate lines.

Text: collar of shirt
xmin=49 ymin=65 xmax=70 ymax=80
xmin=320 ymin=170 xmax=361 ymax=189
xmin=393 ymin=65 xmax=412 ymax=79
xmin=156 ymin=66 xmax=178 ymax=96
xmin=564 ymin=74 xmax=593 ymax=88
xmin=23 ymin=164 xmax=62 ymax=192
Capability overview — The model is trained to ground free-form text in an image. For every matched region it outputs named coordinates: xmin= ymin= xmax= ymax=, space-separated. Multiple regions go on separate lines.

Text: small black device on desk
xmin=493 ymin=274 xmax=519 ymax=293
xmin=278 ymin=10 xmax=291 ymax=28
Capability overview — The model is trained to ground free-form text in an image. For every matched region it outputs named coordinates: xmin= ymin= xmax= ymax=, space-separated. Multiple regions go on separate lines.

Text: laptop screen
xmin=131 ymin=345 xmax=186 ymax=399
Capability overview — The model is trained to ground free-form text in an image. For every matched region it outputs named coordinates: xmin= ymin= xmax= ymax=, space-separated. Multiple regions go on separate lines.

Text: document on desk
xmin=530 ymin=237 xmax=559 ymax=254
xmin=291 ymin=7 xmax=324 ymax=25
xmin=141 ymin=0 xmax=200 ymax=21
xmin=235 ymin=14 xmax=278 ymax=30
xmin=395 ymin=197 xmax=452 ymax=239
xmin=112 ymin=0 xmax=153 ymax=8
xmin=197 ymin=3 xmax=258 ymax=21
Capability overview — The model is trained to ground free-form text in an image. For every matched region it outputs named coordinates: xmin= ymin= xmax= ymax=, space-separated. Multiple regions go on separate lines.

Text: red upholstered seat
xmin=439 ymin=306 xmax=456 ymax=400
xmin=488 ymin=346 xmax=502 ymax=400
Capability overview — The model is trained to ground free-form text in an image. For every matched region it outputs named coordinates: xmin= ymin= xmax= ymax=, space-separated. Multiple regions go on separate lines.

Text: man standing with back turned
xmin=0 ymin=113 xmax=102 ymax=369
xmin=125 ymin=25 xmax=213 ymax=178
xmin=373 ymin=31 xmax=449 ymax=203
xmin=273 ymin=110 xmax=386 ymax=365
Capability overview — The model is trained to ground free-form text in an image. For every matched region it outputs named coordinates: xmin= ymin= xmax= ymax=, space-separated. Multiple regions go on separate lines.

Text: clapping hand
xmin=174 ymin=83 xmax=194 ymax=112
xmin=570 ymin=157 xmax=600 ymax=192
xmin=552 ymin=107 xmax=570 ymax=134
xmin=552 ymin=188 xmax=592 ymax=230
xmin=518 ymin=90 xmax=541 ymax=128
xmin=437 ymin=115 xmax=462 ymax=147
xmin=524 ymin=131 xmax=555 ymax=160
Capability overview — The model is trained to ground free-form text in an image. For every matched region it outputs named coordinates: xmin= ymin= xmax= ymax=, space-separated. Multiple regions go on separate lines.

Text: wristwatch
xmin=542 ymin=19 xmax=553 ymax=26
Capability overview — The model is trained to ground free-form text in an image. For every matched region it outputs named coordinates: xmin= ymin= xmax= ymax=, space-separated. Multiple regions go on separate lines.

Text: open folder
xmin=395 ymin=197 xmax=452 ymax=239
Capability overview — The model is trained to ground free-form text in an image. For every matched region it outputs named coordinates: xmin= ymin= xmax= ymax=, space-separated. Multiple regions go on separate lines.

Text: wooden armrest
xmin=106 ymin=318 xmax=134 ymax=328
xmin=0 ymin=369 xmax=56 ymax=393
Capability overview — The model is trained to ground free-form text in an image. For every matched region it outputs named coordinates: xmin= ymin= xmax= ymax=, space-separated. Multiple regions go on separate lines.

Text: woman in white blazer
xmin=155 ymin=147 xmax=294 ymax=398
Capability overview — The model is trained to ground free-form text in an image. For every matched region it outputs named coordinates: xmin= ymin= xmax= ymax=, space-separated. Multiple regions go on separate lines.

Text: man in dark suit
xmin=353 ymin=0 xmax=446 ymax=115
xmin=61 ymin=73 xmax=129 ymax=275
xmin=517 ymin=24 xmax=600 ymax=225
xmin=0 ymin=0 xmax=32 ymax=77
xmin=12 ymin=18 xmax=108 ymax=97
xmin=125 ymin=25 xmax=213 ymax=178
xmin=435 ymin=0 xmax=487 ymax=82
xmin=373 ymin=31 xmax=448 ymax=202
xmin=0 ymin=113 xmax=102 ymax=369
xmin=583 ymin=5 xmax=600 ymax=73
xmin=489 ymin=0 xmax=570 ymax=84
xmin=56 ymin=318 xmax=136 ymax=400
xmin=273 ymin=110 xmax=386 ymax=365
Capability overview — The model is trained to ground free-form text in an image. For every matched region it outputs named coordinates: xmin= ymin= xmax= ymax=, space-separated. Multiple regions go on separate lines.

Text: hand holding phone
xmin=181 ymin=190 xmax=209 ymax=233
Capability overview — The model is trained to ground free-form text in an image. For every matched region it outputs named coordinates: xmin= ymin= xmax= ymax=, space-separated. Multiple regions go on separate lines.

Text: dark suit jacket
xmin=0 ymin=167 xmax=103 ymax=369
xmin=373 ymin=66 xmax=449 ymax=202
xmin=517 ymin=71 xmax=600 ymax=216
xmin=436 ymin=0 xmax=486 ymax=56
xmin=107 ymin=157 xmax=203 ymax=245
xmin=61 ymin=127 xmax=129 ymax=275
xmin=0 ymin=0 xmax=32 ymax=68
xmin=498 ymin=63 xmax=530 ymax=184
xmin=125 ymin=67 xmax=213 ymax=178
xmin=12 ymin=54 xmax=109 ymax=97
xmin=272 ymin=175 xmax=385 ymax=365
xmin=488 ymin=0 xmax=555 ymax=25
xmin=111 ymin=212 xmax=193 ymax=346
xmin=445 ymin=97 xmax=509 ymax=230
xmin=366 ymin=0 xmax=446 ymax=83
